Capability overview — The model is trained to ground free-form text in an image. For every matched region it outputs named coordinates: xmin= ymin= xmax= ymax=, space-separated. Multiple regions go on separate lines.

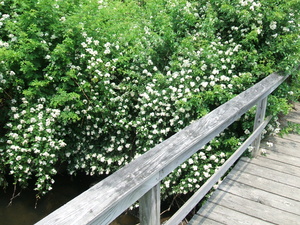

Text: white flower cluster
xmin=5 ymin=98 xmax=65 ymax=193
xmin=0 ymin=12 xmax=9 ymax=28
xmin=239 ymin=0 xmax=261 ymax=11
xmin=0 ymin=12 xmax=12 ymax=47
xmin=161 ymin=148 xmax=227 ymax=196
xmin=270 ymin=21 xmax=277 ymax=30
xmin=97 ymin=0 xmax=108 ymax=9
xmin=267 ymin=117 xmax=281 ymax=136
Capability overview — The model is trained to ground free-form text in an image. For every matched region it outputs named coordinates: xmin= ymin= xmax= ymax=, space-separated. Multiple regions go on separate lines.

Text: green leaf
xmin=50 ymin=89 xmax=81 ymax=107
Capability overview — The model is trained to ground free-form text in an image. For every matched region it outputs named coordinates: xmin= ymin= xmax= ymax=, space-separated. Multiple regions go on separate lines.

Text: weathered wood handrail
xmin=35 ymin=72 xmax=290 ymax=225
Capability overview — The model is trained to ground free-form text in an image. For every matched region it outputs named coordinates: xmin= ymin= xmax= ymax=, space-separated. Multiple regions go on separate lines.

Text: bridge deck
xmin=188 ymin=102 xmax=300 ymax=225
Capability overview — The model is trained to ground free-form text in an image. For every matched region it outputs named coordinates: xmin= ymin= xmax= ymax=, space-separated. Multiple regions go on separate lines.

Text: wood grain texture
xmin=252 ymin=97 xmax=268 ymax=157
xmin=232 ymin=159 xmax=300 ymax=188
xmin=245 ymin=156 xmax=300 ymax=177
xmin=36 ymin=73 xmax=288 ymax=225
xmin=139 ymin=183 xmax=160 ymax=225
xmin=262 ymin=135 xmax=300 ymax=158
xmin=189 ymin=157 xmax=300 ymax=224
xmin=207 ymin=190 xmax=300 ymax=225
xmin=226 ymin=164 xmax=300 ymax=201
xmin=263 ymin=150 xmax=300 ymax=167
xmin=283 ymin=133 xmax=300 ymax=145
xmin=285 ymin=110 xmax=300 ymax=124
xmin=218 ymin=178 xmax=300 ymax=215
xmin=195 ymin=202 xmax=273 ymax=225
xmin=188 ymin=215 xmax=224 ymax=225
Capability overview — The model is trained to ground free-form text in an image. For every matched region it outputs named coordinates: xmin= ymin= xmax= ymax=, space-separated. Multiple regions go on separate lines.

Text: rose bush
xmin=0 ymin=0 xmax=299 ymax=198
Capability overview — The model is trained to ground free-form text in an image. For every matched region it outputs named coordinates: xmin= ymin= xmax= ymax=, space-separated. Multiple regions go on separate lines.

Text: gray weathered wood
xmin=35 ymin=73 xmax=288 ymax=225
xmin=206 ymin=190 xmax=300 ymax=225
xmin=263 ymin=150 xmax=300 ymax=167
xmin=218 ymin=177 xmax=300 ymax=215
xmin=189 ymin=156 xmax=300 ymax=224
xmin=189 ymin=136 xmax=300 ymax=224
xmin=252 ymin=97 xmax=268 ymax=157
xmin=188 ymin=215 xmax=224 ymax=225
xmin=245 ymin=156 xmax=300 ymax=177
xmin=285 ymin=107 xmax=300 ymax=124
xmin=283 ymin=133 xmax=300 ymax=144
xmin=293 ymin=101 xmax=300 ymax=111
xmin=282 ymin=101 xmax=300 ymax=128
xmin=261 ymin=136 xmax=300 ymax=157
xmin=226 ymin=167 xmax=300 ymax=201
xmin=232 ymin=159 xmax=300 ymax=188
xmin=139 ymin=183 xmax=160 ymax=225
xmin=164 ymin=116 xmax=271 ymax=225
xmin=195 ymin=202 xmax=273 ymax=225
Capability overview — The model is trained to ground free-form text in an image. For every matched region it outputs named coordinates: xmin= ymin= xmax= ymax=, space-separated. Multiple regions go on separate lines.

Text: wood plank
xmin=195 ymin=201 xmax=272 ymax=225
xmin=36 ymin=73 xmax=289 ymax=225
xmin=293 ymin=102 xmax=300 ymax=111
xmin=262 ymin=150 xmax=300 ymax=168
xmin=281 ymin=133 xmax=300 ymax=145
xmin=243 ymin=157 xmax=300 ymax=178
xmin=232 ymin=160 xmax=300 ymax=188
xmin=218 ymin=178 xmax=300 ymax=215
xmin=188 ymin=214 xmax=224 ymax=225
xmin=225 ymin=168 xmax=300 ymax=201
xmin=261 ymin=136 xmax=300 ymax=157
xmin=286 ymin=117 xmax=300 ymax=124
xmin=285 ymin=111 xmax=300 ymax=124
xmin=206 ymin=190 xmax=300 ymax=225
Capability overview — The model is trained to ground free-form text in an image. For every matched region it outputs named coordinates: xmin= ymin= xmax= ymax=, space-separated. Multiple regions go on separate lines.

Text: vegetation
xmin=280 ymin=121 xmax=300 ymax=136
xmin=0 ymin=0 xmax=299 ymax=199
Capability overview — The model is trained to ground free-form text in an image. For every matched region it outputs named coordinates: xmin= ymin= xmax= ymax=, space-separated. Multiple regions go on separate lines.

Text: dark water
xmin=0 ymin=174 xmax=103 ymax=225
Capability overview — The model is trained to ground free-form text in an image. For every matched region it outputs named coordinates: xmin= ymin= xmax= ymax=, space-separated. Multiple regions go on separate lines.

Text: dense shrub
xmin=0 ymin=0 xmax=299 ymax=198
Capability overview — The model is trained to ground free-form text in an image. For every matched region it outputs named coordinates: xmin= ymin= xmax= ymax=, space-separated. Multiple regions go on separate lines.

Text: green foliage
xmin=0 ymin=0 xmax=299 ymax=198
xmin=280 ymin=121 xmax=300 ymax=136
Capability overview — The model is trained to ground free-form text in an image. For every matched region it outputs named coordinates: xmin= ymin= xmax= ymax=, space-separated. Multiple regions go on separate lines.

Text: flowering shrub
xmin=5 ymin=97 xmax=62 ymax=193
xmin=0 ymin=0 xmax=299 ymax=198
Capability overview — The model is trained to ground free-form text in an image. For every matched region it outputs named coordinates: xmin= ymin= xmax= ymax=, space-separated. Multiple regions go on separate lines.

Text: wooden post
xmin=252 ymin=97 xmax=268 ymax=157
xmin=139 ymin=183 xmax=161 ymax=225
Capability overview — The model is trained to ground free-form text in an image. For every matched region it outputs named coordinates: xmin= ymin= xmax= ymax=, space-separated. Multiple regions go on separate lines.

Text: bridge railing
xmin=35 ymin=72 xmax=290 ymax=225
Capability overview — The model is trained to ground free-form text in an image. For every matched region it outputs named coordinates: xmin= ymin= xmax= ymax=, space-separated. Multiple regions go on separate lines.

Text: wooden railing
xmin=35 ymin=72 xmax=290 ymax=225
